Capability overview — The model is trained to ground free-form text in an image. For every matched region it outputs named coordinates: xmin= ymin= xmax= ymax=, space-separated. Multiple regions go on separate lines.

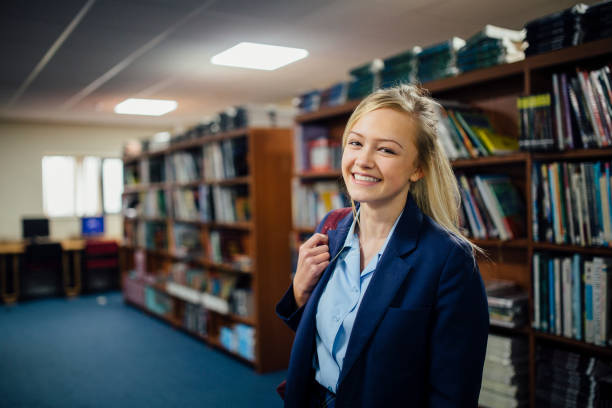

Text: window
xmin=42 ymin=155 xmax=123 ymax=217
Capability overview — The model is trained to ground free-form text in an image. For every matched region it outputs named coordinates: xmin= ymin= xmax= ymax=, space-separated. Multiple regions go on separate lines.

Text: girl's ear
xmin=410 ymin=168 xmax=423 ymax=182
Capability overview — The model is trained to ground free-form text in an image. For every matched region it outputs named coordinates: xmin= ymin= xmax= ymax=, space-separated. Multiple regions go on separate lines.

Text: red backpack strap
xmin=320 ymin=207 xmax=352 ymax=234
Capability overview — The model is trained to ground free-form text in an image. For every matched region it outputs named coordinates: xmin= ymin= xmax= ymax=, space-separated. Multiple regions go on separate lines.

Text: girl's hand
xmin=293 ymin=233 xmax=330 ymax=308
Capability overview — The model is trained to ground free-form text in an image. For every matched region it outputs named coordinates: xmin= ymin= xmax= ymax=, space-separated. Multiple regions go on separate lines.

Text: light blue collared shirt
xmin=314 ymin=209 xmax=402 ymax=393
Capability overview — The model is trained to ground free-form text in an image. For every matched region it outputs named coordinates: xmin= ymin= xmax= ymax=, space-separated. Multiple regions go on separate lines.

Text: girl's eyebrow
xmin=349 ymin=131 xmax=404 ymax=149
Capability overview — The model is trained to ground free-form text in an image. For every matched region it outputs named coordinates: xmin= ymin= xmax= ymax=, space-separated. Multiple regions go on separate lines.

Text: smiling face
xmin=341 ymin=108 xmax=423 ymax=211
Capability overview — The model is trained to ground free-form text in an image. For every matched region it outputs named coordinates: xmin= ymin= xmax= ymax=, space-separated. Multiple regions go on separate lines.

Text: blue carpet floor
xmin=0 ymin=292 xmax=287 ymax=407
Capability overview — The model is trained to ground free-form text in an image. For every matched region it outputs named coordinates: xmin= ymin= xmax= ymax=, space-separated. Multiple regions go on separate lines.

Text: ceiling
xmin=0 ymin=0 xmax=599 ymax=130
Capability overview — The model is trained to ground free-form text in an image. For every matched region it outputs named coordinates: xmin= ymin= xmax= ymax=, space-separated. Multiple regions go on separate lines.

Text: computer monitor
xmin=22 ymin=218 xmax=50 ymax=240
xmin=81 ymin=216 xmax=104 ymax=237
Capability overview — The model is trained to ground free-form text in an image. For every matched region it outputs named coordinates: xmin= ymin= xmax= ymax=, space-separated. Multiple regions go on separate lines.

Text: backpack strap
xmin=320 ymin=207 xmax=352 ymax=234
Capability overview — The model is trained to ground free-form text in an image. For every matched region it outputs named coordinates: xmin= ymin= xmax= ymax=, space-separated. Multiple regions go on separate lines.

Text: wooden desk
xmin=0 ymin=239 xmax=85 ymax=303
xmin=61 ymin=239 xmax=85 ymax=297
xmin=0 ymin=242 xmax=25 ymax=303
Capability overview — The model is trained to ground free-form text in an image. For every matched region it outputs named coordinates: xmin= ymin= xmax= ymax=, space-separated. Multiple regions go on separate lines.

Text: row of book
xmin=123 ymin=105 xmax=295 ymax=158
xmin=485 ymin=280 xmax=529 ymax=329
xmin=533 ymin=253 xmax=611 ymax=347
xmin=202 ymin=137 xmax=249 ymax=181
xmin=532 ymin=160 xmax=612 ymax=247
xmin=167 ymin=150 xmax=201 ymax=183
xmin=518 ymin=66 xmax=612 ymax=151
xmin=525 ymin=2 xmax=612 ymax=57
xmin=219 ymin=323 xmax=255 ymax=361
xmin=478 ymin=334 xmax=529 ymax=408
xmin=457 ymin=174 xmax=525 ymax=241
xmin=292 ymin=180 xmax=349 ymax=229
xmin=437 ymin=104 xmax=518 ymax=160
xmin=535 ymin=345 xmax=612 ymax=407
xmin=295 ymin=25 xmax=526 ymax=113
xmin=293 ymin=125 xmax=342 ymax=173
xmin=208 ymin=230 xmax=252 ymax=271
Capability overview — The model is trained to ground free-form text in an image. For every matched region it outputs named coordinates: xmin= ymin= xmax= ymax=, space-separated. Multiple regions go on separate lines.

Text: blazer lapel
xmin=338 ymin=194 xmax=423 ymax=386
xmin=290 ymin=211 xmax=354 ymax=375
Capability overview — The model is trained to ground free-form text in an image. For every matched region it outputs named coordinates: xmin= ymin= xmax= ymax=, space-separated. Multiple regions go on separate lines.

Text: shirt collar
xmin=340 ymin=207 xmax=404 ymax=256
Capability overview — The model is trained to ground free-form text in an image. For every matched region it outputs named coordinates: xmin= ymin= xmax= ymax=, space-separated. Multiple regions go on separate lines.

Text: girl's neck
xmin=357 ymin=196 xmax=406 ymax=241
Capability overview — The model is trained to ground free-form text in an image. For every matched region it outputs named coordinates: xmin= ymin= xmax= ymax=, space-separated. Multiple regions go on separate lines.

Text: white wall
xmin=0 ymin=120 xmax=165 ymax=240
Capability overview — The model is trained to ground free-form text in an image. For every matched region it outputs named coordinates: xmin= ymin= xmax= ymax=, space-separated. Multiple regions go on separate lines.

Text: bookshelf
xmin=121 ymin=127 xmax=294 ymax=373
xmin=290 ymin=37 xmax=612 ymax=408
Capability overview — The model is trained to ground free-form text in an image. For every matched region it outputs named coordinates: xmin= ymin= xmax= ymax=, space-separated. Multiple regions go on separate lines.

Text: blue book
xmin=532 ymin=164 xmax=540 ymax=242
xmin=548 ymin=164 xmax=560 ymax=243
xmin=549 ymin=258 xmax=555 ymax=332
xmin=572 ymin=254 xmax=583 ymax=340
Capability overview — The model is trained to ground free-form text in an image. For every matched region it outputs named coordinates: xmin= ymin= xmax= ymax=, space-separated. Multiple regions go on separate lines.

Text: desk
xmin=0 ymin=239 xmax=85 ymax=303
xmin=0 ymin=242 xmax=24 ymax=303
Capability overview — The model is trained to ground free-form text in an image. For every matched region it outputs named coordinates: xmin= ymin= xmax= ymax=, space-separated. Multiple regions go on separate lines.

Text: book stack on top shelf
xmin=290 ymin=35 xmax=612 ymax=407
xmin=120 ymin=112 xmax=294 ymax=372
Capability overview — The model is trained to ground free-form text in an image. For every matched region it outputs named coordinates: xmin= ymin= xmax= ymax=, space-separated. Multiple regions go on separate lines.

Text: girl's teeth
xmin=354 ymin=174 xmax=379 ymax=182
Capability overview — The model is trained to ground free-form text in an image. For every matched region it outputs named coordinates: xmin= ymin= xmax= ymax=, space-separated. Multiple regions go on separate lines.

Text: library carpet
xmin=0 ymin=292 xmax=286 ymax=407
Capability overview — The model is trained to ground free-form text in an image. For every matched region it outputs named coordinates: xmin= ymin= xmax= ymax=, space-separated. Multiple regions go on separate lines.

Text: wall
xmin=0 ymin=120 xmax=165 ymax=240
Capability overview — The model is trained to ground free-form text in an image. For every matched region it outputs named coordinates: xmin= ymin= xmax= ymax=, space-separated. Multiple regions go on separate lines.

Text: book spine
xmin=541 ymin=163 xmax=553 ymax=243
xmin=577 ymin=69 xmax=606 ymax=147
xmin=560 ymin=73 xmax=575 ymax=149
xmin=592 ymin=257 xmax=602 ymax=346
xmin=552 ymin=73 xmax=565 ymax=150
xmin=532 ymin=164 xmax=540 ymax=242
xmin=594 ymin=162 xmax=605 ymax=246
xmin=572 ymin=254 xmax=582 ymax=340
xmin=475 ymin=176 xmax=509 ymax=240
xmin=549 ymin=258 xmax=555 ymax=333
xmin=554 ymin=257 xmax=562 ymax=336
xmin=541 ymin=254 xmax=549 ymax=332
xmin=600 ymin=167 xmax=612 ymax=247
xmin=563 ymin=163 xmax=575 ymax=245
xmin=534 ymin=253 xmax=541 ymax=330
xmin=584 ymin=260 xmax=594 ymax=344
xmin=601 ymin=262 xmax=608 ymax=347
xmin=580 ymin=163 xmax=593 ymax=246
xmin=590 ymin=71 xmax=612 ymax=145
xmin=562 ymin=257 xmax=573 ymax=338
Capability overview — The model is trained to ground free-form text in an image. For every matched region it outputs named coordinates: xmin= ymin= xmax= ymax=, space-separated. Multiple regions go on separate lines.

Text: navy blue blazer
xmin=276 ymin=194 xmax=489 ymax=407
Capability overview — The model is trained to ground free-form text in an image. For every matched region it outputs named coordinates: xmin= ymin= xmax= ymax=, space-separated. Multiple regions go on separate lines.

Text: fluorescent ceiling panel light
xmin=114 ymin=98 xmax=177 ymax=116
xmin=211 ymin=42 xmax=308 ymax=70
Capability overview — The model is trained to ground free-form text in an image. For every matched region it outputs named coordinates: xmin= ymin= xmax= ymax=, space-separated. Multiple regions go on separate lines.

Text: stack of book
xmin=202 ymin=137 xmax=249 ymax=181
xmin=380 ymin=47 xmax=421 ymax=89
xmin=531 ymin=160 xmax=612 ymax=247
xmin=536 ymin=345 xmax=612 ymax=407
xmin=524 ymin=4 xmax=587 ymax=57
xmin=479 ymin=334 xmax=529 ymax=408
xmin=437 ymin=103 xmax=519 ymax=159
xmin=417 ymin=37 xmax=465 ymax=83
xmin=583 ymin=1 xmax=612 ymax=43
xmin=184 ymin=302 xmax=207 ymax=336
xmin=485 ymin=280 xmax=529 ymax=329
xmin=458 ymin=25 xmax=526 ymax=74
xmin=532 ymin=253 xmax=612 ymax=346
xmin=295 ymin=90 xmax=321 ymax=113
xmin=347 ymin=59 xmax=383 ymax=101
xmin=456 ymin=173 xmax=525 ymax=241
xmin=319 ymin=82 xmax=348 ymax=108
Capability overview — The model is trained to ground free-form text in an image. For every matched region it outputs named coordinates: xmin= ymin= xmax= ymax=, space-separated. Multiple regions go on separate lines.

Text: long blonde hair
xmin=342 ymin=84 xmax=480 ymax=254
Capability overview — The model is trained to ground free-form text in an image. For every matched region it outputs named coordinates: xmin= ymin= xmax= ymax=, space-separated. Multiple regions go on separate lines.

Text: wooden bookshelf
xmin=290 ymin=40 xmax=612 ymax=408
xmin=121 ymin=127 xmax=294 ymax=373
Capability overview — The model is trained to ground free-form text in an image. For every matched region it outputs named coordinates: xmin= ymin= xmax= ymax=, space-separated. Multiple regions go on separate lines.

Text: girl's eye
xmin=348 ymin=141 xmax=361 ymax=147
xmin=380 ymin=147 xmax=396 ymax=154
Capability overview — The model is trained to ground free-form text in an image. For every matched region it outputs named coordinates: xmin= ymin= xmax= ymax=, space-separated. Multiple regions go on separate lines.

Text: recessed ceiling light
xmin=114 ymin=98 xmax=177 ymax=116
xmin=211 ymin=42 xmax=308 ymax=71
